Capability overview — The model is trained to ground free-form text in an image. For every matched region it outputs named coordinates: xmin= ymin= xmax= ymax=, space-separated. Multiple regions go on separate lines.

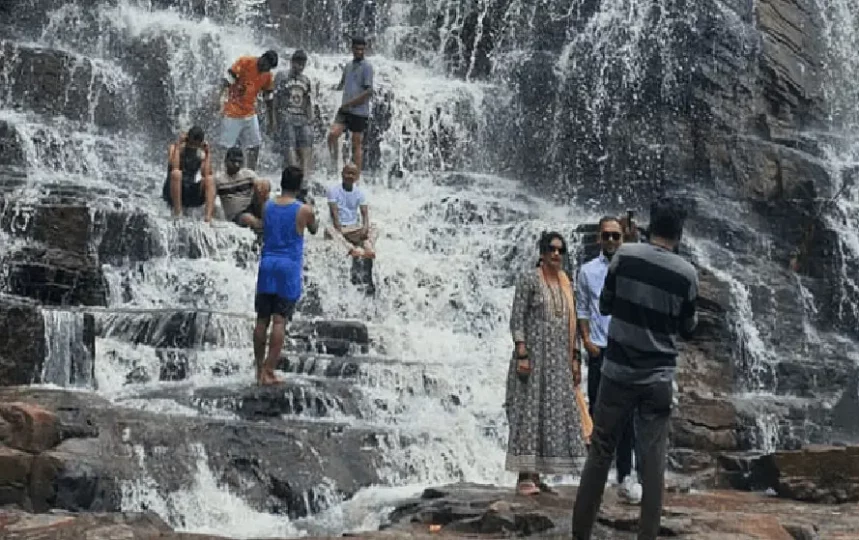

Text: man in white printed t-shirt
xmin=325 ymin=162 xmax=377 ymax=259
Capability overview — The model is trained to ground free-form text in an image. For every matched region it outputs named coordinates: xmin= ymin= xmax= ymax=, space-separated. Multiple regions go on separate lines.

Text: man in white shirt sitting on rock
xmin=325 ymin=162 xmax=376 ymax=258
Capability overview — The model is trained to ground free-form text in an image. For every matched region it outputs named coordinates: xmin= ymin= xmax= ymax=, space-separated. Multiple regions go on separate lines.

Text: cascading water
xmin=1 ymin=0 xmax=598 ymax=536
xmin=817 ymin=0 xmax=859 ymax=332
xmin=5 ymin=0 xmax=859 ymax=536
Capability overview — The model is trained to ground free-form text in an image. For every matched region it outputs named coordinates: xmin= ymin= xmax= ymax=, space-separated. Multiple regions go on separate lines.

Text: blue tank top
xmin=256 ymin=200 xmax=304 ymax=302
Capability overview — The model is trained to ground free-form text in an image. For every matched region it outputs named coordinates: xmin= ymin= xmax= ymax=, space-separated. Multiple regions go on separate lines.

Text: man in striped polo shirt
xmin=215 ymin=147 xmax=271 ymax=231
xmin=573 ymin=197 xmax=698 ymax=540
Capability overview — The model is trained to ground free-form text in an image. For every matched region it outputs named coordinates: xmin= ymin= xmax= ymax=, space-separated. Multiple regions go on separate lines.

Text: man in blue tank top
xmin=253 ymin=166 xmax=318 ymax=386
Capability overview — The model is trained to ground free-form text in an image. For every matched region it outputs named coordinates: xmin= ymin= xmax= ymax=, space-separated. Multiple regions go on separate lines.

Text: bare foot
xmin=260 ymin=370 xmax=283 ymax=386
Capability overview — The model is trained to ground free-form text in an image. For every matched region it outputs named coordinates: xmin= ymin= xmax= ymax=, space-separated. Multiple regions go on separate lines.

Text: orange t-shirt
xmin=223 ymin=56 xmax=275 ymax=119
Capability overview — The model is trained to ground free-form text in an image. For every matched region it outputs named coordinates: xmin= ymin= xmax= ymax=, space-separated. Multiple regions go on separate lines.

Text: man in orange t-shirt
xmin=219 ymin=50 xmax=278 ymax=171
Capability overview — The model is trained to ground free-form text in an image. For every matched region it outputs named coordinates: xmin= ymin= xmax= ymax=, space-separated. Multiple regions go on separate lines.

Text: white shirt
xmin=327 ymin=184 xmax=367 ymax=227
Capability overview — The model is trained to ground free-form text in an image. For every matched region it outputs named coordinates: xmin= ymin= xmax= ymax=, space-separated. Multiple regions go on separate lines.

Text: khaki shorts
xmin=325 ymin=225 xmax=378 ymax=253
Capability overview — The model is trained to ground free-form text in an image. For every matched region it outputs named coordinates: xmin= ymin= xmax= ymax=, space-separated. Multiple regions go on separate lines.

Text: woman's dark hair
xmin=535 ymin=231 xmax=567 ymax=267
xmin=281 ymin=166 xmax=304 ymax=193
xmin=649 ymin=197 xmax=687 ymax=241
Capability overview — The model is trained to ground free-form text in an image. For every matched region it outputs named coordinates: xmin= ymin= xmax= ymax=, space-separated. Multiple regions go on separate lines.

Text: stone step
xmin=94 ymin=309 xmax=369 ymax=350
xmin=126 ymin=379 xmax=361 ymax=421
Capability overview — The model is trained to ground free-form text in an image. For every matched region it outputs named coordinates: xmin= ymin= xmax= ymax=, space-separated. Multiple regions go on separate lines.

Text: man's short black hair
xmin=598 ymin=215 xmax=620 ymax=229
xmin=225 ymin=146 xmax=243 ymax=162
xmin=281 ymin=166 xmax=304 ymax=193
xmin=292 ymin=49 xmax=307 ymax=62
xmin=351 ymin=36 xmax=367 ymax=46
xmin=187 ymin=126 xmax=204 ymax=143
xmin=262 ymin=50 xmax=279 ymax=67
xmin=648 ymin=197 xmax=687 ymax=241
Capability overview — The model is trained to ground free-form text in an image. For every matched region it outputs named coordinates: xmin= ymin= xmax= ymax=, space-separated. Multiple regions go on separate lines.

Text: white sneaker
xmin=618 ymin=475 xmax=642 ymax=505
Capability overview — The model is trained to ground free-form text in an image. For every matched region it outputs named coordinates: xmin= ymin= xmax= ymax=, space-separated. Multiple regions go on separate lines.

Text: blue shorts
xmin=282 ymin=123 xmax=312 ymax=150
xmin=220 ymin=115 xmax=261 ymax=149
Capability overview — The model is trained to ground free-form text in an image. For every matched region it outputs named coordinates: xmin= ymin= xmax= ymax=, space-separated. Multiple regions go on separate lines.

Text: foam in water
xmin=122 ymin=442 xmax=302 ymax=538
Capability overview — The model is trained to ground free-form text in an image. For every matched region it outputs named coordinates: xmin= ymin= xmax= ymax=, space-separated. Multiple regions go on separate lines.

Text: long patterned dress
xmin=505 ymin=268 xmax=586 ymax=474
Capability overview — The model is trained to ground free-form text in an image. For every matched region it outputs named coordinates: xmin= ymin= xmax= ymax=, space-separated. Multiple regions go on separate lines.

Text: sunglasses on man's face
xmin=601 ymin=232 xmax=622 ymax=242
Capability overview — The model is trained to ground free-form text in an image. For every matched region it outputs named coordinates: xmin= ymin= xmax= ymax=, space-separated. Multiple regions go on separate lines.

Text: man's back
xmin=599 ymin=242 xmax=698 ymax=384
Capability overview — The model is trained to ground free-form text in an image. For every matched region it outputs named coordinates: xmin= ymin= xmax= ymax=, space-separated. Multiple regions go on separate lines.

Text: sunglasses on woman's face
xmin=601 ymin=232 xmax=622 ymax=242
xmin=545 ymin=246 xmax=566 ymax=255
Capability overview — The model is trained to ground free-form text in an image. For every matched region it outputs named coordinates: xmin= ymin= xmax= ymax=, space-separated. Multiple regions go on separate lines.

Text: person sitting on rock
xmin=325 ymin=162 xmax=376 ymax=259
xmin=254 ymin=166 xmax=318 ymax=386
xmin=162 ymin=126 xmax=216 ymax=222
xmin=215 ymin=147 xmax=271 ymax=231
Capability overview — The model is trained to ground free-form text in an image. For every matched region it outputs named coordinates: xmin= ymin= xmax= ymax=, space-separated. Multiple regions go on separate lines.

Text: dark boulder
xmin=268 ymin=0 xmax=379 ymax=52
xmin=0 ymin=386 xmax=387 ymax=520
xmin=0 ymin=295 xmax=45 ymax=386
xmin=761 ymin=445 xmax=859 ymax=504
xmin=4 ymin=246 xmax=108 ymax=306
xmin=0 ymin=41 xmax=130 ymax=129
xmin=0 ymin=120 xmax=25 ymax=168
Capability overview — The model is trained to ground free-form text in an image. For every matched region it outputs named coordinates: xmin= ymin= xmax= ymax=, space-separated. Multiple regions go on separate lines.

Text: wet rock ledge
xmin=3 ymin=480 xmax=859 ymax=539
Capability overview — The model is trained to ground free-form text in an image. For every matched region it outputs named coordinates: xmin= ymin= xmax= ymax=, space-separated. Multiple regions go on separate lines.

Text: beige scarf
xmin=544 ymin=268 xmax=594 ymax=443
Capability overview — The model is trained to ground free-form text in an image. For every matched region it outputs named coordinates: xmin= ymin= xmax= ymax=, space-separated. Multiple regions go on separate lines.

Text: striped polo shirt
xmin=216 ymin=168 xmax=256 ymax=221
xmin=599 ymin=242 xmax=698 ymax=384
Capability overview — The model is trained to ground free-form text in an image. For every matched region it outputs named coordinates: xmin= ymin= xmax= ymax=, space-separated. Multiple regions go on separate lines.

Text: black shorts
xmin=255 ymin=293 xmax=296 ymax=320
xmin=335 ymin=111 xmax=368 ymax=134
xmin=162 ymin=176 xmax=205 ymax=208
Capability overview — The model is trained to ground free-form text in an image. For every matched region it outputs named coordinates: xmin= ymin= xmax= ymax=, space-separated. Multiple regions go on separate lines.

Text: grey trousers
xmin=572 ymin=375 xmax=673 ymax=540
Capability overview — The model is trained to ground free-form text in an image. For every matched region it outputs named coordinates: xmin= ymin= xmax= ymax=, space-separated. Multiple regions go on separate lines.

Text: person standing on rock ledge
xmin=572 ymin=197 xmax=698 ymax=540
xmin=327 ymin=36 xmax=374 ymax=173
xmin=277 ymin=49 xmax=314 ymax=199
xmin=505 ymin=231 xmax=588 ymax=496
xmin=576 ymin=216 xmax=642 ymax=505
xmin=254 ymin=166 xmax=317 ymax=386
xmin=219 ymin=50 xmax=278 ymax=171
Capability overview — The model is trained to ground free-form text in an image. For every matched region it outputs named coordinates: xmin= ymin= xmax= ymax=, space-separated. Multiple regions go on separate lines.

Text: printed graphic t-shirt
xmin=223 ymin=56 xmax=275 ymax=119
xmin=282 ymin=72 xmax=312 ymax=125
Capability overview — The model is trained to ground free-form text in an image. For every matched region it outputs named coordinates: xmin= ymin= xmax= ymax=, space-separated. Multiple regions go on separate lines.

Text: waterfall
xmin=816 ymin=0 xmax=859 ymax=333
xmin=4 ymin=0 xmax=859 ymax=536
xmin=40 ymin=308 xmax=95 ymax=388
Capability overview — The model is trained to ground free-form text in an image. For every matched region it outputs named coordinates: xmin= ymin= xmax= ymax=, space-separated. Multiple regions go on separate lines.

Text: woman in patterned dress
xmin=505 ymin=231 xmax=587 ymax=495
